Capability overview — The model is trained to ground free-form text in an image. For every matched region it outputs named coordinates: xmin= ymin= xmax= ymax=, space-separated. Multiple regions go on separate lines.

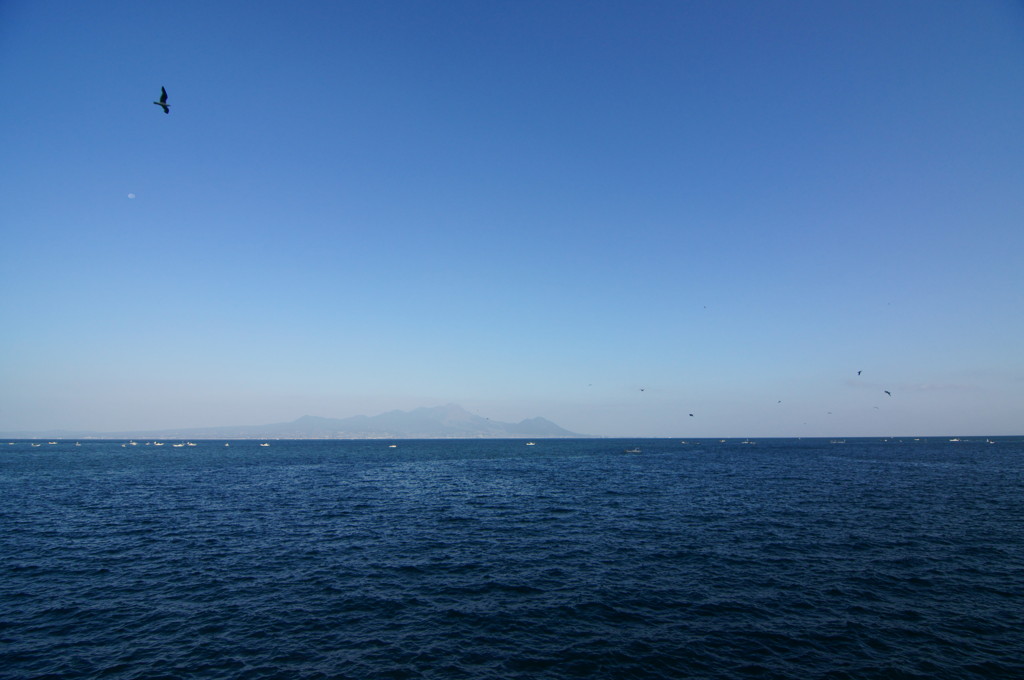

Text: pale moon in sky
xmin=127 ymin=193 xmax=136 ymax=199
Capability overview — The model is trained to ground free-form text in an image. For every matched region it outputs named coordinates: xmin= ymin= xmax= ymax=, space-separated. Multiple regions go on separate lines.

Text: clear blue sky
xmin=2 ymin=0 xmax=1022 ymax=437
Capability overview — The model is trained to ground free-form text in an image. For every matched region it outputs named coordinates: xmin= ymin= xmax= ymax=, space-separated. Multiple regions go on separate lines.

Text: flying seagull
xmin=153 ymin=86 xmax=169 ymax=114
xmin=884 ymin=390 xmax=892 ymax=397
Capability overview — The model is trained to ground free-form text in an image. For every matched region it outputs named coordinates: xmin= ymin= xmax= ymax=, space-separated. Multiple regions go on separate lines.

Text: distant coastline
xmin=0 ymin=404 xmax=592 ymax=440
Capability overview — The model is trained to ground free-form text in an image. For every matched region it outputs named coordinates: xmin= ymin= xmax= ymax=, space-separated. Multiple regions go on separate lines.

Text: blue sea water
xmin=1 ymin=437 xmax=1022 ymax=679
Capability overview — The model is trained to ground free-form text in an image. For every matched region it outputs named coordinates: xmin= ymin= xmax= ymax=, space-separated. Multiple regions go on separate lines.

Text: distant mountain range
xmin=4 ymin=404 xmax=588 ymax=439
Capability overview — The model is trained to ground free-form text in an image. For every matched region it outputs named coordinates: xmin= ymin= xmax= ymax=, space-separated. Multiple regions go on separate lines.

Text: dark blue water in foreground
xmin=2 ymin=437 xmax=1022 ymax=679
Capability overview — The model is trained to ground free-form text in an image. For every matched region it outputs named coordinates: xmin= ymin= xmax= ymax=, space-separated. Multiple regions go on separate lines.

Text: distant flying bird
xmin=857 ymin=370 xmax=862 ymax=376
xmin=884 ymin=390 xmax=892 ymax=397
xmin=153 ymin=86 xmax=169 ymax=114
xmin=689 ymin=413 xmax=694 ymax=417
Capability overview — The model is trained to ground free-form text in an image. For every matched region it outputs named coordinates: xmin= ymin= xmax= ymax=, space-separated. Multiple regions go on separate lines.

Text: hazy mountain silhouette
xmin=260 ymin=404 xmax=582 ymax=438
xmin=4 ymin=404 xmax=587 ymax=439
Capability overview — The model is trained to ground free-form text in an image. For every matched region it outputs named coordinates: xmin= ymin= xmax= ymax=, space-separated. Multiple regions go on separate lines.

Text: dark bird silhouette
xmin=857 ymin=370 xmax=862 ymax=376
xmin=153 ymin=86 xmax=169 ymax=114
xmin=884 ymin=390 xmax=892 ymax=397
xmin=689 ymin=413 xmax=694 ymax=417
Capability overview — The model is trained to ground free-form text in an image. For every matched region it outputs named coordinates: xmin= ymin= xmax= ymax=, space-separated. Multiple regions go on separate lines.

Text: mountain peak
xmin=270 ymin=405 xmax=584 ymax=439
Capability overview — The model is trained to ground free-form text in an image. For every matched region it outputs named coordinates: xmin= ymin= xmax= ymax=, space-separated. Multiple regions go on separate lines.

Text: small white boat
xmin=526 ymin=442 xmax=536 ymax=446
xmin=624 ymin=448 xmax=641 ymax=454
xmin=260 ymin=443 xmax=270 ymax=447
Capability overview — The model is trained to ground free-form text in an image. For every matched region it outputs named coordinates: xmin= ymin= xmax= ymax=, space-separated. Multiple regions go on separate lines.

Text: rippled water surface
xmin=2 ymin=438 xmax=1022 ymax=679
